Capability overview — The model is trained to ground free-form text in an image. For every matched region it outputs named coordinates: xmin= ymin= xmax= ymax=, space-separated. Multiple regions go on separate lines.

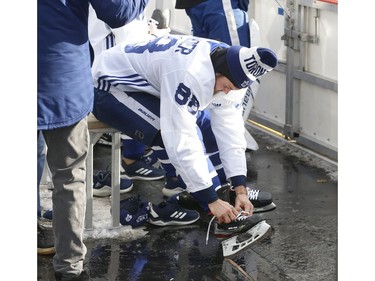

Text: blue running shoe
xmin=148 ymin=201 xmax=200 ymax=226
xmin=93 ymin=170 xmax=133 ymax=197
xmin=117 ymin=196 xmax=150 ymax=228
xmin=121 ymin=159 xmax=165 ymax=181
xmin=162 ymin=176 xmax=186 ymax=197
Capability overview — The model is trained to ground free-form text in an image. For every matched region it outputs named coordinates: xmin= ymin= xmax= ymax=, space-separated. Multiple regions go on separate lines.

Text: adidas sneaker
xmin=121 ymin=159 xmax=165 ymax=181
xmin=162 ymin=176 xmax=187 ymax=197
xmin=148 ymin=201 xmax=200 ymax=226
xmin=93 ymin=170 xmax=133 ymax=197
xmin=117 ymin=196 xmax=150 ymax=228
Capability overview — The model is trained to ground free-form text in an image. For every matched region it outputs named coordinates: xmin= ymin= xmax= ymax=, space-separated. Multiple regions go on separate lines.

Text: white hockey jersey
xmin=88 ymin=5 xmax=150 ymax=60
xmin=92 ymin=34 xmax=247 ymax=194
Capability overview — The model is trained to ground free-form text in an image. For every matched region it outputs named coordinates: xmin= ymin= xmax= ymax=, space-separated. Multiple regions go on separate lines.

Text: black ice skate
xmin=168 ymin=184 xmax=276 ymax=213
xmin=207 ymin=212 xmax=271 ymax=258
xmin=217 ymin=184 xmax=276 ymax=213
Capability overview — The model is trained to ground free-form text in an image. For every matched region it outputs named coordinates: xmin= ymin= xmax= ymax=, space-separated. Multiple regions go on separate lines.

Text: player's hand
xmin=208 ymin=199 xmax=239 ymax=224
xmin=234 ymin=186 xmax=254 ymax=215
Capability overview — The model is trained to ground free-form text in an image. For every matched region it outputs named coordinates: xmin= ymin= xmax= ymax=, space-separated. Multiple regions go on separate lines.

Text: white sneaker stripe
xmin=179 ymin=213 xmax=187 ymax=219
xmin=170 ymin=212 xmax=187 ymax=219
xmin=135 ymin=168 xmax=153 ymax=175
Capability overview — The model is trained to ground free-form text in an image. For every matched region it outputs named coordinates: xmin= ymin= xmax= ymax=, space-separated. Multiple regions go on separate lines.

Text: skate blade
xmin=253 ymin=202 xmax=276 ymax=213
xmin=221 ymin=220 xmax=271 ymax=258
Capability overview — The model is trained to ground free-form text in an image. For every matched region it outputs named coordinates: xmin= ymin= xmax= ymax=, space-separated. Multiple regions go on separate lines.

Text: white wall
xmin=145 ymin=0 xmax=338 ymax=158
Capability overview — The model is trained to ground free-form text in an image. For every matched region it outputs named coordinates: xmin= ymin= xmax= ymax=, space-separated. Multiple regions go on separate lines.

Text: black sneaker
xmin=42 ymin=209 xmax=53 ymax=220
xmin=96 ymin=133 xmax=112 ymax=146
xmin=55 ymin=269 xmax=90 ymax=281
xmin=37 ymin=221 xmax=55 ymax=255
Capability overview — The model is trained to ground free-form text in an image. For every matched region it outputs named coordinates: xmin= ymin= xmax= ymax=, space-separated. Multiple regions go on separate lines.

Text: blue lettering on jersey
xmin=175 ymin=38 xmax=199 ymax=55
xmin=125 ymin=36 xmax=178 ymax=54
xmin=175 ymin=83 xmax=199 ymax=115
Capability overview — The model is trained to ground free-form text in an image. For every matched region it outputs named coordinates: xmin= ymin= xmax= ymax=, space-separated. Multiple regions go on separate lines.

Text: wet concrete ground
xmin=37 ymin=124 xmax=338 ymax=281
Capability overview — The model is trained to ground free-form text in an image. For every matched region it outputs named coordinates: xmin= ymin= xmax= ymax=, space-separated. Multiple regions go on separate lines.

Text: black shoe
xmin=167 ymin=191 xmax=202 ymax=210
xmin=37 ymin=221 xmax=55 ymax=255
xmin=55 ymin=269 xmax=90 ymax=281
xmin=97 ymin=133 xmax=112 ymax=146
xmin=42 ymin=209 xmax=53 ymax=220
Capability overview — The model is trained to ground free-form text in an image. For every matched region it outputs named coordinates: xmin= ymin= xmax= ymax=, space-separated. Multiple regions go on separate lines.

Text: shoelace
xmin=205 ymin=210 xmax=250 ymax=245
xmin=229 ymin=186 xmax=260 ymax=200
xmin=248 ymin=189 xmax=260 ymax=200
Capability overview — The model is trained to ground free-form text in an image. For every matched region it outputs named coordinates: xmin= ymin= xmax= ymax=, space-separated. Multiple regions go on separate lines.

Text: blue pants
xmin=186 ymin=0 xmax=250 ymax=47
xmin=93 ymin=88 xmax=227 ymax=183
xmin=93 ymin=89 xmax=163 ymax=147
xmin=122 ymin=139 xmax=145 ymax=160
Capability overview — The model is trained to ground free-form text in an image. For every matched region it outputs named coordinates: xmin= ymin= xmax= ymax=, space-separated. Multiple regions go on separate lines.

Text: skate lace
xmin=248 ymin=189 xmax=260 ymax=200
xmin=205 ymin=210 xmax=250 ymax=245
xmin=229 ymin=186 xmax=260 ymax=200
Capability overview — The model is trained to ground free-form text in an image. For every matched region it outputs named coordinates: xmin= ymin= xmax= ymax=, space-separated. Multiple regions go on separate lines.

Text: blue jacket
xmin=38 ymin=0 xmax=148 ymax=130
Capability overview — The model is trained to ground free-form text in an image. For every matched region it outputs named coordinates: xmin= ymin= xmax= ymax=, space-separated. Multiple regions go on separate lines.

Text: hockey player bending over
xmin=92 ymin=34 xmax=277 ymax=257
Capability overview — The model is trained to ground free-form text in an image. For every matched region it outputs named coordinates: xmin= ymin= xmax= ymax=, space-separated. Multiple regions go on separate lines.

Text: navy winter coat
xmin=38 ymin=0 xmax=148 ymax=130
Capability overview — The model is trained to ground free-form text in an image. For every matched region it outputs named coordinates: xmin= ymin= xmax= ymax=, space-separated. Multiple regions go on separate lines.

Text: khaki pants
xmin=42 ymin=117 xmax=89 ymax=277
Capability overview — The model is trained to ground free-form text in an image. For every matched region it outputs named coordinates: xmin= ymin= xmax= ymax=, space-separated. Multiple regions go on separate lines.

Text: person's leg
xmin=122 ymin=138 xmax=145 ymax=161
xmin=189 ymin=0 xmax=250 ymax=47
xmin=93 ymin=89 xmax=166 ymax=181
xmin=93 ymin=88 xmax=163 ymax=147
xmin=37 ymin=131 xmax=55 ymax=256
xmin=228 ymin=0 xmax=251 ymax=47
xmin=122 ymin=139 xmax=158 ymax=168
xmin=37 ymin=131 xmax=46 ymax=218
xmin=160 ymin=110 xmax=224 ymax=199
xmin=43 ymin=117 xmax=89 ymax=277
xmin=121 ymin=137 xmax=165 ymax=181
xmin=185 ymin=2 xmax=208 ymax=38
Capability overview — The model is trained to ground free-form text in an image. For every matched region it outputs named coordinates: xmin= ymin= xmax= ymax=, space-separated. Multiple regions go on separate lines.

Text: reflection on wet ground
xmin=38 ymin=127 xmax=337 ymax=281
